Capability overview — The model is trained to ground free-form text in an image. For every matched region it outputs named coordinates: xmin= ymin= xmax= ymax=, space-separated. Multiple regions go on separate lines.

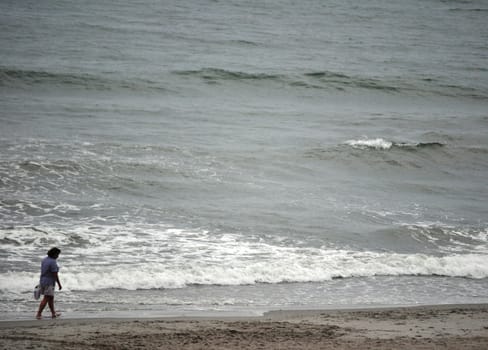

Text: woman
xmin=36 ymin=247 xmax=62 ymax=319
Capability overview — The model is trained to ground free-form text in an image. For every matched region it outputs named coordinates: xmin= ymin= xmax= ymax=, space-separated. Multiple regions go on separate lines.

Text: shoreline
xmin=2 ymin=302 xmax=488 ymax=323
xmin=1 ymin=304 xmax=487 ymax=349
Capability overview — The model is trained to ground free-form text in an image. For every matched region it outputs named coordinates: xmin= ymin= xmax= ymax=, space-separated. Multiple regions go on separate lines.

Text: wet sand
xmin=1 ymin=304 xmax=487 ymax=349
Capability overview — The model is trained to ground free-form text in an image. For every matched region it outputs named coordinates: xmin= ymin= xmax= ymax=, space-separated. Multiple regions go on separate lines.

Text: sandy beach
xmin=1 ymin=304 xmax=487 ymax=349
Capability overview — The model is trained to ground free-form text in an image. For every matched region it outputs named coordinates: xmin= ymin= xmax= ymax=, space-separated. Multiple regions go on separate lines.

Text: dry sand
xmin=1 ymin=304 xmax=487 ymax=349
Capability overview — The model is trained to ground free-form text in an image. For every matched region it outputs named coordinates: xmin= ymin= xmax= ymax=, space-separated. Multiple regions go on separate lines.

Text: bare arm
xmin=53 ymin=272 xmax=62 ymax=290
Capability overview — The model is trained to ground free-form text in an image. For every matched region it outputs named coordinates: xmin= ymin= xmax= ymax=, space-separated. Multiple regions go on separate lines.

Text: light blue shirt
xmin=40 ymin=256 xmax=59 ymax=286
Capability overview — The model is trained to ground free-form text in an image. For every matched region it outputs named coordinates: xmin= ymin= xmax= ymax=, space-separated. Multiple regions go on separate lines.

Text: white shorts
xmin=40 ymin=285 xmax=55 ymax=297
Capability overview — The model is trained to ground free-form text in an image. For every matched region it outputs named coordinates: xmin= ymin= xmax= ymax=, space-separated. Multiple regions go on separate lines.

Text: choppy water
xmin=1 ymin=0 xmax=488 ymax=319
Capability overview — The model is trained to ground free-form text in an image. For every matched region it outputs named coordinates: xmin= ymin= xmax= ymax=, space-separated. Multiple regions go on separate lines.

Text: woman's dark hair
xmin=47 ymin=247 xmax=61 ymax=258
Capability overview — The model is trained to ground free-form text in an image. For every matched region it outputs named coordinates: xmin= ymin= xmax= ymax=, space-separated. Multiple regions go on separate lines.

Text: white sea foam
xmin=345 ymin=138 xmax=393 ymax=150
xmin=403 ymin=222 xmax=488 ymax=253
xmin=3 ymin=247 xmax=488 ymax=294
xmin=2 ymin=222 xmax=487 ymax=300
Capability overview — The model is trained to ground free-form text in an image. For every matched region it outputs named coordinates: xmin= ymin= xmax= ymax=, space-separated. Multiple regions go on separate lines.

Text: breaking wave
xmin=2 ymin=249 xmax=487 ymax=293
xmin=344 ymin=138 xmax=445 ymax=150
xmin=1 ymin=224 xmax=487 ymax=294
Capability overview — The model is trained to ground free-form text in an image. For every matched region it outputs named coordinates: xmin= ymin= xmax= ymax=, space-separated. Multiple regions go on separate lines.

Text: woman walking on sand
xmin=36 ymin=247 xmax=62 ymax=319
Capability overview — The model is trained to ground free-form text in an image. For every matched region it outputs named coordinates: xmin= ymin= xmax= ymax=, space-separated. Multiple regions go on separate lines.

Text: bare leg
xmin=46 ymin=296 xmax=58 ymax=318
xmin=36 ymin=296 xmax=49 ymax=319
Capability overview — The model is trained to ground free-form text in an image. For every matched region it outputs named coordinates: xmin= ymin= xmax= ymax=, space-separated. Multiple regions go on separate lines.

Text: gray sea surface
xmin=1 ymin=0 xmax=488 ymax=320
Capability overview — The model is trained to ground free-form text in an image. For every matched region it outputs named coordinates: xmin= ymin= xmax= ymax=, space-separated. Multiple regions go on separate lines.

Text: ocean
xmin=1 ymin=0 xmax=488 ymax=320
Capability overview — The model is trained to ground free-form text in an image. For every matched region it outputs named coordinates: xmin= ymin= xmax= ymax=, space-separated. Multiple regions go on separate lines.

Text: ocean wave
xmin=2 ymin=250 xmax=487 ymax=294
xmin=344 ymin=138 xmax=393 ymax=150
xmin=305 ymin=137 xmax=488 ymax=170
xmin=311 ymin=138 xmax=451 ymax=169
xmin=174 ymin=68 xmax=284 ymax=82
xmin=0 ymin=67 xmax=169 ymax=93
xmin=17 ymin=160 xmax=84 ymax=174
xmin=0 ymin=156 xmax=106 ymax=196
xmin=404 ymin=223 xmax=488 ymax=253
xmin=0 ymin=68 xmax=107 ymax=89
xmin=303 ymin=71 xmax=401 ymax=92
xmin=2 ymin=66 xmax=486 ymax=98
xmin=448 ymin=8 xmax=488 ymax=12
xmin=1 ymin=224 xmax=487 ymax=294
xmin=172 ymin=67 xmax=487 ymax=98
xmin=344 ymin=138 xmax=445 ymax=151
xmin=173 ymin=68 xmax=401 ymax=93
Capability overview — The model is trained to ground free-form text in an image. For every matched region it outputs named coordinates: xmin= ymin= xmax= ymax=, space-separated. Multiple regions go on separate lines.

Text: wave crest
xmin=1 ymin=224 xmax=487 ymax=293
xmin=174 ymin=68 xmax=283 ymax=82
xmin=0 ymin=67 xmax=169 ymax=92
xmin=2 ymin=250 xmax=487 ymax=293
xmin=171 ymin=67 xmax=487 ymax=98
xmin=3 ymin=66 xmax=486 ymax=98
xmin=173 ymin=68 xmax=400 ymax=92
xmin=344 ymin=138 xmax=445 ymax=150
xmin=345 ymin=138 xmax=393 ymax=150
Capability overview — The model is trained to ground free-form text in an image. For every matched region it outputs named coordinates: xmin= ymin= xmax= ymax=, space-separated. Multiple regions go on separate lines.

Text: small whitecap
xmin=344 ymin=138 xmax=393 ymax=150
